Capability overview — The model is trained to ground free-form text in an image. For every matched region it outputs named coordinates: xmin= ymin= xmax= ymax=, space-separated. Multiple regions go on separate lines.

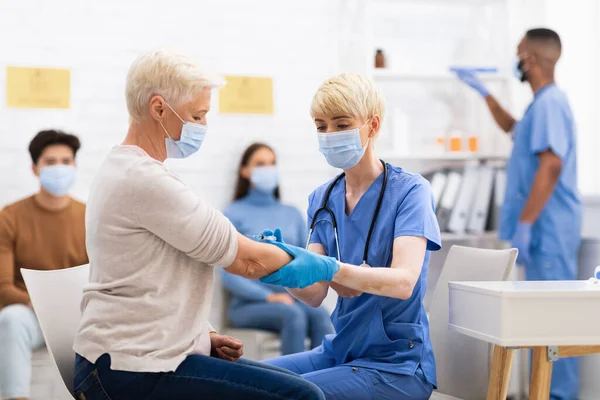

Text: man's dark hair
xmin=526 ymin=28 xmax=561 ymax=50
xmin=28 ymin=130 xmax=81 ymax=164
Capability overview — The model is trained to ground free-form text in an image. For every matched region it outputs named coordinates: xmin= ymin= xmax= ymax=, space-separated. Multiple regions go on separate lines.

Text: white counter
xmin=448 ymin=280 xmax=600 ymax=347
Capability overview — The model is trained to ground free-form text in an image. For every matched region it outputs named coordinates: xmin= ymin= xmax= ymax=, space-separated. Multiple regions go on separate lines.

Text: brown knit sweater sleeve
xmin=0 ymin=208 xmax=29 ymax=309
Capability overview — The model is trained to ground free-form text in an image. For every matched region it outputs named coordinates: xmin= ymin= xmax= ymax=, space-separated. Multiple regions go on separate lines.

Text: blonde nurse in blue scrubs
xmin=258 ymin=73 xmax=442 ymax=399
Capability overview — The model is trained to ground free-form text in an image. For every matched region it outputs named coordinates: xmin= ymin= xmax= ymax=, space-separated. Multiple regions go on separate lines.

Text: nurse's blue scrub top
xmin=499 ymin=84 xmax=582 ymax=278
xmin=308 ymin=164 xmax=441 ymax=386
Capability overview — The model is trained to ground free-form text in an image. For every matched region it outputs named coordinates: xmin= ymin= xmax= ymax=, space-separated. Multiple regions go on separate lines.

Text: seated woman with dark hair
xmin=222 ymin=143 xmax=333 ymax=355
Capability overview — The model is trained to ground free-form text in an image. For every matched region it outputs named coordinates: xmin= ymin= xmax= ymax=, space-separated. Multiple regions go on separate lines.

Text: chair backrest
xmin=21 ymin=264 xmax=89 ymax=394
xmin=429 ymin=245 xmax=517 ymax=400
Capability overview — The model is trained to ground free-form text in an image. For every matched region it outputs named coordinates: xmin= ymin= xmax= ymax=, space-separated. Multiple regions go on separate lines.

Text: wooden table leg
xmin=529 ymin=346 xmax=552 ymax=400
xmin=486 ymin=345 xmax=515 ymax=400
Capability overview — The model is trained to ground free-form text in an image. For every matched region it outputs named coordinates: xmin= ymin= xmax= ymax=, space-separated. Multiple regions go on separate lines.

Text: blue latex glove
xmin=453 ymin=68 xmax=490 ymax=98
xmin=258 ymin=228 xmax=339 ymax=288
xmin=511 ymin=222 xmax=532 ymax=266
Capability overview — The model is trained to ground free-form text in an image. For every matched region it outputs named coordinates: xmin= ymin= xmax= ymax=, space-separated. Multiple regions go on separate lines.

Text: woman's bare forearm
xmin=224 ymin=233 xmax=292 ymax=279
xmin=288 ymin=282 xmax=329 ymax=307
xmin=332 ymin=263 xmax=419 ymax=300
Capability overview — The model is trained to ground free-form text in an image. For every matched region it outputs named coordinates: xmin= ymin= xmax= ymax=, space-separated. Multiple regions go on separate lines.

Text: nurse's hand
xmin=329 ymin=282 xmax=362 ymax=298
xmin=210 ymin=333 xmax=243 ymax=362
xmin=511 ymin=222 xmax=532 ymax=266
xmin=259 ymin=242 xmax=339 ymax=288
xmin=454 ymin=68 xmax=489 ymax=98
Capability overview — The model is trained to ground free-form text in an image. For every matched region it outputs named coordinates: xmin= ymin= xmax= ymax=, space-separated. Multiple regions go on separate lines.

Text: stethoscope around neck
xmin=306 ymin=159 xmax=388 ymax=268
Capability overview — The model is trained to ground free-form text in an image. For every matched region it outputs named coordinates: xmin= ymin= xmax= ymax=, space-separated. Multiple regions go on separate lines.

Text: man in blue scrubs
xmin=455 ymin=28 xmax=582 ymax=400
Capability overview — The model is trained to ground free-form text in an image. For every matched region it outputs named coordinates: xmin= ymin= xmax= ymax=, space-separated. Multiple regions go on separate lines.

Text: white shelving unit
xmin=379 ymin=0 xmax=505 ymax=4
xmin=338 ymin=0 xmax=514 ymax=162
xmin=337 ymin=0 xmax=516 ymax=264
xmin=378 ymin=152 xmax=508 ymax=162
xmin=370 ymin=70 xmax=511 ymax=82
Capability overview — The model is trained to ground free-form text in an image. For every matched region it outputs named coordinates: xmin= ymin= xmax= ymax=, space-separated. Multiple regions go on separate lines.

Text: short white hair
xmin=126 ymin=49 xmax=225 ymax=123
xmin=310 ymin=73 xmax=385 ymax=121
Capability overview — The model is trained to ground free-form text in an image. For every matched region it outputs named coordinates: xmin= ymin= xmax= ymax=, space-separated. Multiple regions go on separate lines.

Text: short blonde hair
xmin=126 ymin=49 xmax=225 ymax=123
xmin=310 ymin=73 xmax=386 ymax=121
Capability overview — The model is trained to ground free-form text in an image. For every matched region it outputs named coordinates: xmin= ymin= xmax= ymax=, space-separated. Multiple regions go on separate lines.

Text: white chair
xmin=219 ymin=286 xmax=282 ymax=361
xmin=30 ymin=348 xmax=62 ymax=400
xmin=429 ymin=245 xmax=517 ymax=400
xmin=21 ymin=264 xmax=90 ymax=399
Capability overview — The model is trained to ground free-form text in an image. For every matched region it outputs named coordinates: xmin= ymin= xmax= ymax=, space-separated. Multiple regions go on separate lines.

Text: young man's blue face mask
xmin=40 ymin=165 xmax=76 ymax=196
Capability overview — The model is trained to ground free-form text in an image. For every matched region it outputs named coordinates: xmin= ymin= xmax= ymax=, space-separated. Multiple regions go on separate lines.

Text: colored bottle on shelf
xmin=375 ymin=49 xmax=386 ymax=69
xmin=435 ymin=137 xmax=446 ymax=154
xmin=449 ymin=136 xmax=462 ymax=152
xmin=468 ymin=136 xmax=479 ymax=152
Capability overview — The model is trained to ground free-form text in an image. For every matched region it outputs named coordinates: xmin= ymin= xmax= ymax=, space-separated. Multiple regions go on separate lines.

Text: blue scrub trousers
xmin=265 ymin=347 xmax=433 ymax=400
xmin=527 ymin=251 xmax=579 ymax=400
xmin=228 ymin=301 xmax=333 ymax=355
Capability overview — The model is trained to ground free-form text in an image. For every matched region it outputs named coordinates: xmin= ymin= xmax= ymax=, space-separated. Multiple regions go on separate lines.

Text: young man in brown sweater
xmin=0 ymin=130 xmax=88 ymax=400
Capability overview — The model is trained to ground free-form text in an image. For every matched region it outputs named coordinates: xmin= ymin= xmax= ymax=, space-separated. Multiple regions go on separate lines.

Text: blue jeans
xmin=228 ymin=300 xmax=333 ymax=355
xmin=0 ymin=304 xmax=45 ymax=399
xmin=73 ymin=353 xmax=325 ymax=400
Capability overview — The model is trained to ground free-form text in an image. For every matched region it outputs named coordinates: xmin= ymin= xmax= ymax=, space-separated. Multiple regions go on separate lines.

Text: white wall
xmin=0 ymin=0 xmax=340 ymax=213
xmin=2 ymin=0 xmax=598 ymax=204
xmin=544 ymin=0 xmax=600 ymax=195
xmin=507 ymin=0 xmax=600 ymax=195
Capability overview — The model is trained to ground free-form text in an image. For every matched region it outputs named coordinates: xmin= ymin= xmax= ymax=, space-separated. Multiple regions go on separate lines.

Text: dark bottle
xmin=375 ymin=49 xmax=386 ymax=69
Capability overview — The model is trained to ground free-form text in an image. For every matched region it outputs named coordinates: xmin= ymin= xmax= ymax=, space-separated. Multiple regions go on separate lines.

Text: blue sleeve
xmin=224 ymin=203 xmax=252 ymax=238
xmin=223 ymin=205 xmax=238 ymax=227
xmin=307 ymin=191 xmax=324 ymax=246
xmin=292 ymin=207 xmax=307 ymax=248
xmin=530 ymin=97 xmax=570 ymax=159
xmin=394 ymin=180 xmax=442 ymax=251
xmin=221 ymin=269 xmax=272 ymax=302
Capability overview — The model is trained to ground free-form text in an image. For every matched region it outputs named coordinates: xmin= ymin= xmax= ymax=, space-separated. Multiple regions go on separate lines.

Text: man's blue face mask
xmin=514 ymin=57 xmax=527 ymax=83
xmin=40 ymin=165 xmax=76 ymax=196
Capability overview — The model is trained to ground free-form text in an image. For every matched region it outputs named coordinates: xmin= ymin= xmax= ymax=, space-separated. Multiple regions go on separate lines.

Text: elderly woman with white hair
xmin=71 ymin=49 xmax=339 ymax=400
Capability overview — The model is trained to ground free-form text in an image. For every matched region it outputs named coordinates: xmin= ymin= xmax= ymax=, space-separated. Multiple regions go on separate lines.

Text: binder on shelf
xmin=429 ymin=171 xmax=448 ymax=209
xmin=488 ymin=168 xmax=507 ymax=231
xmin=436 ymin=171 xmax=462 ymax=232
xmin=467 ymin=166 xmax=495 ymax=233
xmin=448 ymin=165 xmax=479 ymax=234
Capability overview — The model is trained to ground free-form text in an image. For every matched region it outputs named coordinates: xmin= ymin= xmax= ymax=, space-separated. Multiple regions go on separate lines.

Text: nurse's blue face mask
xmin=317 ymin=119 xmax=372 ymax=170
xmin=160 ymin=102 xmax=207 ymax=159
